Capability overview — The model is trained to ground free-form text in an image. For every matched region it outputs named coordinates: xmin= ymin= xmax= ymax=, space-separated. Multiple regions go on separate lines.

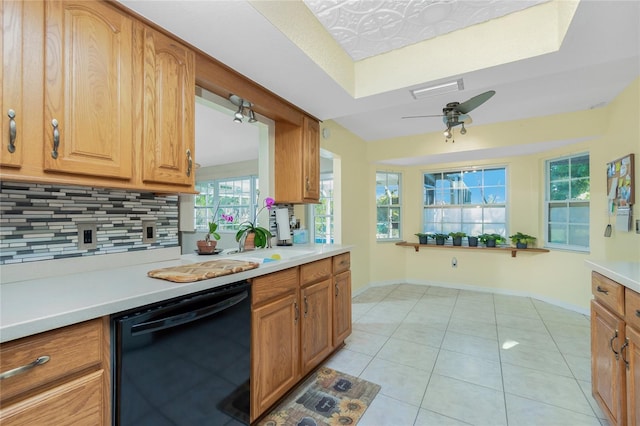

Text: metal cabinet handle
xmin=636 ymin=309 xmax=640 ymax=318
xmin=335 ymin=282 xmax=339 ymax=297
xmin=596 ymin=286 xmax=609 ymax=295
xmin=305 ymin=176 xmax=310 ymax=191
xmin=610 ymin=330 xmax=620 ymax=360
xmin=51 ymin=119 xmax=59 ymax=159
xmin=304 ymin=296 xmax=308 ymax=317
xmin=0 ymin=355 xmax=50 ymax=380
xmin=7 ymin=109 xmax=16 ymax=153
xmin=294 ymin=301 xmax=299 ymax=323
xmin=186 ymin=149 xmax=192 ymax=177
xmin=621 ymin=338 xmax=629 ymax=370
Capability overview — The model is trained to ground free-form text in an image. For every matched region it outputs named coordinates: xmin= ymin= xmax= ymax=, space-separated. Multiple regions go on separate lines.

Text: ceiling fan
xmin=403 ymin=90 xmax=496 ymax=142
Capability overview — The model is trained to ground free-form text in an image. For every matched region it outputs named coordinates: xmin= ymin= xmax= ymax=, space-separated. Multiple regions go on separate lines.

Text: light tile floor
xmin=322 ymin=284 xmax=609 ymax=426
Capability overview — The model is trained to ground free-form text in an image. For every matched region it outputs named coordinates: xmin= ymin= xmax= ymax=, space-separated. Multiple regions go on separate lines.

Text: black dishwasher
xmin=112 ymin=281 xmax=251 ymax=426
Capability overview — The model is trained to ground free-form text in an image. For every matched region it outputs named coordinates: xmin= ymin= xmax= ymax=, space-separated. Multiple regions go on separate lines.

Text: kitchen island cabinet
xmin=590 ymin=269 xmax=640 ymax=426
xmin=0 ymin=318 xmax=110 ymax=425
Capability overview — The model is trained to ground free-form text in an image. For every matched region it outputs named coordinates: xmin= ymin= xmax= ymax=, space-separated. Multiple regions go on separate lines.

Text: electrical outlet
xmin=77 ymin=223 xmax=97 ymax=250
xmin=142 ymin=220 xmax=157 ymax=243
xmin=452 ymin=257 xmax=457 ymax=268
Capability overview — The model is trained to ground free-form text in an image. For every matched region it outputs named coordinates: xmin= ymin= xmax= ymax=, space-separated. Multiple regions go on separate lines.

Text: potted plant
xmin=449 ymin=232 xmax=466 ymax=246
xmin=509 ymin=232 xmax=536 ymax=249
xmin=431 ymin=233 xmax=450 ymax=246
xmin=478 ymin=233 xmax=505 ymax=248
xmin=467 ymin=235 xmax=479 ymax=247
xmin=415 ymin=232 xmax=429 ymax=245
xmin=197 ymin=211 xmax=234 ymax=254
xmin=235 ymin=196 xmax=275 ymax=250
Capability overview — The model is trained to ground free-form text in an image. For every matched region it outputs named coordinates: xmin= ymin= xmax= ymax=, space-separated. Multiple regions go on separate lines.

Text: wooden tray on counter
xmin=148 ymin=259 xmax=260 ymax=283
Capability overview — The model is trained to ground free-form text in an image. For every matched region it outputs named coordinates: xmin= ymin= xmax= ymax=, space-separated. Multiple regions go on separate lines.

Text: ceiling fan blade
xmin=456 ymin=90 xmax=495 ymax=114
xmin=402 ymin=114 xmax=444 ymax=119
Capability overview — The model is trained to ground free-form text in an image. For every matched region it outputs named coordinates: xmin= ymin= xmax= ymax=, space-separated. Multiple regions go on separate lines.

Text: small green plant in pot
xmin=479 ymin=233 xmax=505 ymax=248
xmin=467 ymin=235 xmax=479 ymax=247
xmin=235 ymin=196 xmax=275 ymax=249
xmin=448 ymin=232 xmax=466 ymax=246
xmin=431 ymin=233 xmax=450 ymax=246
xmin=415 ymin=233 xmax=429 ymax=245
xmin=509 ymin=232 xmax=536 ymax=249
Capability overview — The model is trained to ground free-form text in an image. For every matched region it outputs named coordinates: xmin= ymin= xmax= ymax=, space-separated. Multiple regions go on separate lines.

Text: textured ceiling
xmin=303 ymin=0 xmax=548 ymax=61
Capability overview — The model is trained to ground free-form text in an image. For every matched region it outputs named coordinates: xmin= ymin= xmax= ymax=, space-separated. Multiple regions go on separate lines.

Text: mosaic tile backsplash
xmin=0 ymin=181 xmax=179 ymax=264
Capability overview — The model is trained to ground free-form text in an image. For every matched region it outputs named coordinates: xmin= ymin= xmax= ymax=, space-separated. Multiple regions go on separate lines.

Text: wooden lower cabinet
xmin=251 ymin=254 xmax=352 ymax=422
xmin=333 ymin=270 xmax=352 ymax=346
xmin=627 ymin=325 xmax=640 ymax=426
xmin=301 ymin=278 xmax=333 ymax=375
xmin=592 ymin=300 xmax=626 ymax=424
xmin=590 ymin=271 xmax=640 ymax=426
xmin=0 ymin=318 xmax=110 ymax=426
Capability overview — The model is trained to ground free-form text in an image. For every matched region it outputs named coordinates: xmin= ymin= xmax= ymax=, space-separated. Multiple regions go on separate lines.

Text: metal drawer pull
xmin=294 ymin=301 xmax=299 ymax=323
xmin=596 ymin=286 xmax=609 ymax=295
xmin=0 ymin=355 xmax=50 ymax=380
xmin=186 ymin=149 xmax=192 ymax=177
xmin=610 ymin=330 xmax=619 ymax=360
xmin=335 ymin=283 xmax=339 ymax=297
xmin=7 ymin=109 xmax=16 ymax=153
xmin=636 ymin=309 xmax=640 ymax=318
xmin=304 ymin=296 xmax=308 ymax=317
xmin=51 ymin=119 xmax=59 ymax=159
xmin=621 ymin=338 xmax=629 ymax=370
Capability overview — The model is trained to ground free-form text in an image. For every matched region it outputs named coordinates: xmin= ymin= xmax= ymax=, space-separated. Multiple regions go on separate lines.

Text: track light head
xmin=248 ymin=109 xmax=257 ymax=123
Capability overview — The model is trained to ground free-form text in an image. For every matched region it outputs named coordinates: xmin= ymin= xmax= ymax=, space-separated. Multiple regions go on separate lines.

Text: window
xmin=423 ymin=167 xmax=507 ymax=237
xmin=376 ymin=172 xmax=401 ymax=240
xmin=194 ymin=176 xmax=258 ymax=231
xmin=312 ymin=174 xmax=334 ymax=244
xmin=545 ymin=153 xmax=590 ymax=250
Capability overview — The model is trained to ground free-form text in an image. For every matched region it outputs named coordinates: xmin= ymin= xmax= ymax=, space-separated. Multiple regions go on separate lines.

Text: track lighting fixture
xmin=229 ymin=94 xmax=257 ymax=124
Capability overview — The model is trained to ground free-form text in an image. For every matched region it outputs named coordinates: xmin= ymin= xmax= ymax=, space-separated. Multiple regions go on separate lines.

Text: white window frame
xmin=194 ymin=176 xmax=258 ymax=232
xmin=422 ymin=167 xmax=508 ymax=239
xmin=376 ymin=171 xmax=402 ymax=241
xmin=544 ymin=153 xmax=590 ymax=252
xmin=308 ymin=173 xmax=334 ymax=244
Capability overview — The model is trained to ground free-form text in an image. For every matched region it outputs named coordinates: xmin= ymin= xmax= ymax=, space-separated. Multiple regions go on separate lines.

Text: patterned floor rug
xmin=257 ymin=367 xmax=381 ymax=426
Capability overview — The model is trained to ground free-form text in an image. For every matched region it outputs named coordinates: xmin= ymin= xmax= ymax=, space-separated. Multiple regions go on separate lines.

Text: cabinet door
xmin=140 ymin=24 xmax=195 ymax=187
xmin=627 ymin=325 xmax=640 ymax=426
xmin=251 ymin=291 xmax=299 ymax=422
xmin=333 ymin=270 xmax=352 ymax=347
xmin=301 ymin=278 xmax=333 ymax=375
xmin=591 ymin=300 xmax=626 ymax=425
xmin=43 ymin=0 xmax=133 ymax=180
xmin=302 ymin=116 xmax=319 ymax=202
xmin=1 ymin=0 xmax=25 ymax=168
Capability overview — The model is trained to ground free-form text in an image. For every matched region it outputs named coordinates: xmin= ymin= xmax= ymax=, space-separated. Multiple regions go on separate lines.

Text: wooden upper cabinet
xmin=43 ymin=0 xmax=134 ymax=180
xmin=139 ymin=24 xmax=195 ymax=187
xmin=1 ymin=0 xmax=25 ymax=169
xmin=274 ymin=115 xmax=320 ymax=204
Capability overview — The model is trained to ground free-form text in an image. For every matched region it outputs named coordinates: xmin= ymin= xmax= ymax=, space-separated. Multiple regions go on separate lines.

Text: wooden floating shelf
xmin=395 ymin=242 xmax=550 ymax=258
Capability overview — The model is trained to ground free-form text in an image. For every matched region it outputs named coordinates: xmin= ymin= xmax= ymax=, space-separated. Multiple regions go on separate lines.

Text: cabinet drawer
xmin=0 ymin=369 xmax=105 ymax=425
xmin=0 ymin=319 xmax=105 ymax=403
xmin=626 ymin=288 xmax=640 ymax=331
xmin=252 ymin=267 xmax=299 ymax=306
xmin=300 ymin=258 xmax=331 ymax=286
xmin=333 ymin=252 xmax=350 ymax=274
xmin=592 ymin=272 xmax=625 ymax=316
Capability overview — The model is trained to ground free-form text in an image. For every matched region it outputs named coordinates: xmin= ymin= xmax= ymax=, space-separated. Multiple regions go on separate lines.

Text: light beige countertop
xmin=585 ymin=259 xmax=640 ymax=293
xmin=0 ymin=245 xmax=351 ymax=343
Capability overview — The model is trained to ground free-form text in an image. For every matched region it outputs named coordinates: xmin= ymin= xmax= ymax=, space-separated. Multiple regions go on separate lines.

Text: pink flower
xmin=265 ymin=197 xmax=275 ymax=210
xmin=221 ymin=213 xmax=234 ymax=223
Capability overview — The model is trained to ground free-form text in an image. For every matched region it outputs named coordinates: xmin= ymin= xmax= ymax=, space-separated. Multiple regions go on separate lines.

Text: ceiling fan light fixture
xmin=460 ymin=124 xmax=467 ymax=135
xmin=411 ymin=78 xmax=464 ymax=100
xmin=443 ymin=127 xmax=452 ymax=138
